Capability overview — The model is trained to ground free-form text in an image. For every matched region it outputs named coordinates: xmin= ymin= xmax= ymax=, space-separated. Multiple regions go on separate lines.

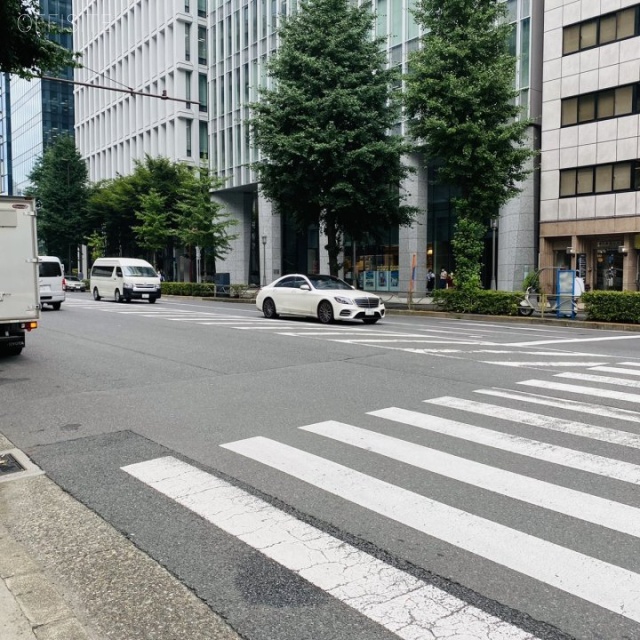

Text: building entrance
xmin=596 ymin=250 xmax=623 ymax=291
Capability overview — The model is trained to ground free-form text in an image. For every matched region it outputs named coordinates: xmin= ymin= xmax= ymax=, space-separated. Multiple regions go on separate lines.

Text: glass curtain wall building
xmin=208 ymin=0 xmax=542 ymax=291
xmin=2 ymin=1 xmax=75 ymax=196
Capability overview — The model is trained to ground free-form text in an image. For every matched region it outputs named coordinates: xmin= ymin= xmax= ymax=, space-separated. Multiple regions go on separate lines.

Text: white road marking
xmin=620 ymin=362 xmax=640 ymax=367
xmin=122 ymin=456 xmax=539 ymax=640
xmin=555 ymin=372 xmax=640 ymax=389
xmin=332 ymin=339 xmax=496 ymax=345
xmin=518 ymin=379 xmax=640 ymax=404
xmin=475 ymin=388 xmax=640 ymax=424
xmin=589 ymin=366 xmax=640 ymax=377
xmin=509 ymin=335 xmax=640 ymax=347
xmin=476 ymin=350 xmax=609 ymax=356
xmin=425 ymin=396 xmax=640 ymax=449
xmin=480 ymin=361 xmax=604 ymax=368
xmin=220 ymin=438 xmax=640 ymax=624
xmin=369 ymin=407 xmax=640 ymax=485
xmin=301 ymin=420 xmax=640 ymax=538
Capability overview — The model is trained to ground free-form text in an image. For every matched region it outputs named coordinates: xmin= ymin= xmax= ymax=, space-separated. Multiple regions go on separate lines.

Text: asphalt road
xmin=2 ymin=292 xmax=640 ymax=640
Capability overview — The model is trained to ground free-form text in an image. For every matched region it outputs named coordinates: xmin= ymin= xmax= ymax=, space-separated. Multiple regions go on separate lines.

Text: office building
xmin=76 ymin=0 xmax=541 ymax=291
xmin=1 ymin=1 xmax=75 ymax=196
xmin=540 ymin=1 xmax=640 ymax=291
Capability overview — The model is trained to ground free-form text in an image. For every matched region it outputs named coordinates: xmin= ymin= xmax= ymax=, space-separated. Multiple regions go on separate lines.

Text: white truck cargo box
xmin=0 ymin=197 xmax=40 ymax=355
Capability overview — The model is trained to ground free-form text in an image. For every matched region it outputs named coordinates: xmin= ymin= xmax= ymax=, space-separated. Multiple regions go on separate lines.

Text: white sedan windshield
xmin=307 ymin=275 xmax=352 ymax=290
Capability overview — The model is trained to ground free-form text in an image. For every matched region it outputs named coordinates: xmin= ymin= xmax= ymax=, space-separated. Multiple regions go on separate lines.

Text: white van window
xmin=91 ymin=265 xmax=114 ymax=277
xmin=39 ymin=262 xmax=62 ymax=277
xmin=123 ymin=266 xmax=156 ymax=277
xmin=116 ymin=267 xmax=123 ymax=277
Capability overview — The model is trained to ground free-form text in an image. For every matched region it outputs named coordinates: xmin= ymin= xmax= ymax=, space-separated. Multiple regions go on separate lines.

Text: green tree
xmin=250 ymin=0 xmax=416 ymax=276
xmin=175 ymin=166 xmax=238 ymax=279
xmin=133 ymin=189 xmax=171 ymax=267
xmin=27 ymin=134 xmax=89 ymax=264
xmin=405 ymin=0 xmax=534 ymax=291
xmin=0 ymin=0 xmax=79 ymax=78
xmin=86 ymin=156 xmax=188 ymax=257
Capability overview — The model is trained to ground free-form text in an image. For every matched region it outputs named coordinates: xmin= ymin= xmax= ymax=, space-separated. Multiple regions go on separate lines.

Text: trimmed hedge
xmin=160 ymin=282 xmax=218 ymax=297
xmin=432 ymin=289 xmax=522 ymax=315
xmin=159 ymin=282 xmax=258 ymax=299
xmin=582 ymin=290 xmax=640 ymax=323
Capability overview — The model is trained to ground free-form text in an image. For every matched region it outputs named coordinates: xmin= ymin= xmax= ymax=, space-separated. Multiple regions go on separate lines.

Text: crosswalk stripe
xmin=301 ymin=420 xmax=640 ymax=537
xmin=220 ymin=437 xmax=640 ymax=623
xmin=369 ymin=407 xmax=640 ymax=484
xmin=425 ymin=396 xmax=640 ymax=449
xmin=555 ymin=372 xmax=640 ymax=389
xmin=620 ymin=362 xmax=640 ymax=367
xmin=518 ymin=379 xmax=640 ymax=404
xmin=475 ymin=388 xmax=640 ymax=424
xmin=589 ymin=366 xmax=640 ymax=377
xmin=122 ymin=456 xmax=538 ymax=640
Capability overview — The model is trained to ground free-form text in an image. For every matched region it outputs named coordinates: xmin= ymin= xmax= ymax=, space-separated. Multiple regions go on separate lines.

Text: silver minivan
xmin=38 ymin=256 xmax=65 ymax=310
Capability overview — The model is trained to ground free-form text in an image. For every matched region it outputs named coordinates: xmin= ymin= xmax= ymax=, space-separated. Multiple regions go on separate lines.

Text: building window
xmin=561 ymin=83 xmax=639 ymax=126
xmin=184 ymin=23 xmax=191 ymax=61
xmin=185 ymin=70 xmax=192 ymax=108
xmin=198 ymin=73 xmax=208 ymax=112
xmin=199 ymin=121 xmax=208 ymax=160
xmin=563 ymin=5 xmax=639 ymax=55
xmin=198 ymin=26 xmax=207 ymax=65
xmin=560 ymin=161 xmax=639 ymax=197
xmin=198 ymin=0 xmax=207 ymax=17
xmin=186 ymin=120 xmax=192 ymax=157
xmin=185 ymin=0 xmax=190 ymax=11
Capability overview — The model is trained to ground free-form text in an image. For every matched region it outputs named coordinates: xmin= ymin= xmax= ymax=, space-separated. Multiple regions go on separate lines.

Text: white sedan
xmin=256 ymin=274 xmax=385 ymax=324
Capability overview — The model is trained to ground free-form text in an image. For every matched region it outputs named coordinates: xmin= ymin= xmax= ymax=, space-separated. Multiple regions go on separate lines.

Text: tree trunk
xmin=325 ymin=222 xmax=341 ymax=277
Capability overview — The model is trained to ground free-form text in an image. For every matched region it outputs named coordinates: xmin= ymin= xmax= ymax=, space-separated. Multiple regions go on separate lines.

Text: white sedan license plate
xmin=365 ymin=309 xmax=374 ymax=316
xmin=142 ymin=294 xmax=149 ymax=299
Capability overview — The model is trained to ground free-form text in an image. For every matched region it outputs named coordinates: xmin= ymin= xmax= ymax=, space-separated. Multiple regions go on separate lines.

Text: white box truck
xmin=0 ymin=196 xmax=39 ymax=356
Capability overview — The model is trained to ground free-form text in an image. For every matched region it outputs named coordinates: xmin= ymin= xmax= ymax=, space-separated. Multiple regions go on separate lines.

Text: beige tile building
xmin=540 ymin=0 xmax=640 ymax=292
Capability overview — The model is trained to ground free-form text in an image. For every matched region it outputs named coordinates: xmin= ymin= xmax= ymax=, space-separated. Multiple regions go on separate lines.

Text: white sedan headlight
xmin=334 ymin=296 xmax=354 ymax=305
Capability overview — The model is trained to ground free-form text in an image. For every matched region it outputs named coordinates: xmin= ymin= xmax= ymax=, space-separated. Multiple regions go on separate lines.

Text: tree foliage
xmin=405 ymin=0 xmax=535 ymax=287
xmin=86 ymin=156 xmax=188 ymax=258
xmin=26 ymin=134 xmax=89 ymax=260
xmin=0 ymin=0 xmax=79 ymax=78
xmin=251 ymin=0 xmax=416 ymax=276
xmin=133 ymin=189 xmax=171 ymax=266
xmin=175 ymin=166 xmax=238 ymax=276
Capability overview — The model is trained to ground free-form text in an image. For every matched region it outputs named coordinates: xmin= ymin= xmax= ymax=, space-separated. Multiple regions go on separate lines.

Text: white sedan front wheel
xmin=317 ymin=301 xmax=334 ymax=324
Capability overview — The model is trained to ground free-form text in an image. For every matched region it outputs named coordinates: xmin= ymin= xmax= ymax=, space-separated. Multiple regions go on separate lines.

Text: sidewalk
xmin=0 ymin=434 xmax=241 ymax=640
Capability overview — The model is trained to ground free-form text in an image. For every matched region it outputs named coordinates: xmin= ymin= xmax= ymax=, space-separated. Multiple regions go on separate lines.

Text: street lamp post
xmin=490 ymin=218 xmax=498 ymax=290
xmin=262 ymin=235 xmax=267 ymax=286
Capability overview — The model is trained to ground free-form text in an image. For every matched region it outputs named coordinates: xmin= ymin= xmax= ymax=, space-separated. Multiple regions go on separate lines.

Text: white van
xmin=38 ymin=256 xmax=65 ymax=310
xmin=90 ymin=258 xmax=161 ymax=304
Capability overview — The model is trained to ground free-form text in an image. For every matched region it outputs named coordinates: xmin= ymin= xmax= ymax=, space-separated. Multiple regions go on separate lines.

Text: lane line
xmin=475 ymin=388 xmax=640 ymax=424
xmin=425 ymin=396 xmax=640 ymax=449
xmin=480 ymin=362 xmax=604 ymax=368
xmin=518 ymin=380 xmax=640 ymax=404
xmin=508 ymin=336 xmax=640 ymax=347
xmin=369 ymin=407 xmax=640 ymax=485
xmin=122 ymin=456 xmax=538 ymax=640
xmin=301 ymin=420 xmax=640 ymax=537
xmin=219 ymin=439 xmax=640 ymax=623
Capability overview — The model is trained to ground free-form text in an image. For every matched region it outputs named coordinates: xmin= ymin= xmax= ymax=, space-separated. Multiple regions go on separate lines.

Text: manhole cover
xmin=0 ymin=453 xmax=25 ymax=476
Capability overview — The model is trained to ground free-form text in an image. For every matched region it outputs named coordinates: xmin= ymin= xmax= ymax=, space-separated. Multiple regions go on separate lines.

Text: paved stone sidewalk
xmin=0 ymin=433 xmax=241 ymax=640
